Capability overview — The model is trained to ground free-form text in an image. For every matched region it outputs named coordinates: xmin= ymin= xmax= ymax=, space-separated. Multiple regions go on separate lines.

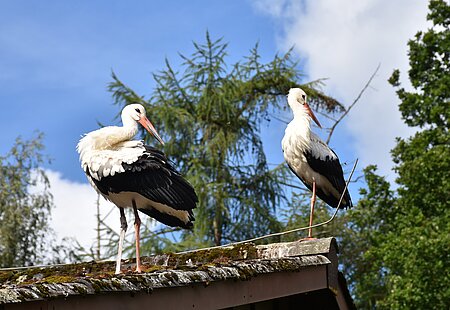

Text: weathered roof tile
xmin=0 ymin=237 xmax=340 ymax=306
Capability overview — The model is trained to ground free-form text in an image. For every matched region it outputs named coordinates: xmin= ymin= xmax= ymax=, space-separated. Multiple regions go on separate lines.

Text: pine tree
xmin=107 ymin=32 xmax=343 ymax=251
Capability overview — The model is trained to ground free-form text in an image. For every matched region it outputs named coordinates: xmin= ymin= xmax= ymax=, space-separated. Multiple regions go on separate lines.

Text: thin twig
xmin=269 ymin=113 xmax=290 ymax=124
xmin=326 ymin=64 xmax=380 ymax=144
xmin=101 ymin=205 xmax=116 ymax=222
xmin=278 ymin=181 xmax=310 ymax=191
xmin=316 ymin=110 xmax=338 ymax=122
xmin=98 ymin=220 xmax=119 ymax=237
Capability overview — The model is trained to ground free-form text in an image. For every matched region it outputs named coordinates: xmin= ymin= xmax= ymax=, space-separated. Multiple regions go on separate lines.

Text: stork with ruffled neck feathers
xmin=77 ymin=104 xmax=197 ymax=274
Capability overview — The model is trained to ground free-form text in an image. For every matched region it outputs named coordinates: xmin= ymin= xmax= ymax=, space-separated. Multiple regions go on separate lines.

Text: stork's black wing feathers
xmin=304 ymin=150 xmax=352 ymax=209
xmin=285 ymin=161 xmax=338 ymax=208
xmin=89 ymin=145 xmax=198 ymax=212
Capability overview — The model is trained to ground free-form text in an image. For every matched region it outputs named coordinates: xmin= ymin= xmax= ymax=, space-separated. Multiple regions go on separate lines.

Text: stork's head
xmin=287 ymin=88 xmax=322 ymax=128
xmin=122 ymin=104 xmax=164 ymax=145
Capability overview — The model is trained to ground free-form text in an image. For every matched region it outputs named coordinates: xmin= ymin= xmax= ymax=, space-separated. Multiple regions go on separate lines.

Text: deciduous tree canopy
xmin=338 ymin=1 xmax=449 ymax=308
xmin=0 ymin=133 xmax=53 ymax=267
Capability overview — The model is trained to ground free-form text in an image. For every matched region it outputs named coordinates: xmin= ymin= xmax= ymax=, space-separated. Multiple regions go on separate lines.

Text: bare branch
xmin=326 ymin=64 xmax=381 ymax=144
xmin=278 ymin=181 xmax=310 ymax=191
xmin=269 ymin=113 xmax=290 ymax=124
xmin=316 ymin=110 xmax=338 ymax=122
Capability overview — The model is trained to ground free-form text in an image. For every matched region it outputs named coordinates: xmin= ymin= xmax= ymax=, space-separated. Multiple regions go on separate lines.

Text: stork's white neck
xmin=119 ymin=120 xmax=139 ymax=142
xmin=121 ymin=112 xmax=139 ymax=130
xmin=77 ymin=115 xmax=140 ymax=155
xmin=282 ymin=108 xmax=313 ymax=155
xmin=292 ymin=107 xmax=312 ymax=137
xmin=105 ymin=113 xmax=140 ymax=147
xmin=290 ymin=104 xmax=310 ymax=121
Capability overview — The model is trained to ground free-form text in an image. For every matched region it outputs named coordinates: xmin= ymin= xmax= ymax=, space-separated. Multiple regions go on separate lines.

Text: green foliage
xmin=339 ymin=166 xmax=395 ymax=308
xmin=389 ymin=0 xmax=450 ymax=129
xmin=339 ymin=1 xmax=450 ymax=308
xmin=377 ymin=215 xmax=450 ymax=309
xmin=392 ymin=129 xmax=449 ymax=217
xmin=0 ymin=133 xmax=53 ymax=267
xmin=380 ymin=1 xmax=450 ymax=307
xmin=107 ymin=32 xmax=342 ymax=250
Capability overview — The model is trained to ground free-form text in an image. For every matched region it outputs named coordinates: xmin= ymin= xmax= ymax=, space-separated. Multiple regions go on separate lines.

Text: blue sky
xmin=0 ymin=1 xmax=281 ymax=182
xmin=0 ymin=0 xmax=429 ymax=249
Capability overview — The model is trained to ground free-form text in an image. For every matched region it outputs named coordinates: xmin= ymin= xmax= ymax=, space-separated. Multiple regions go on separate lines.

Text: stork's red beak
xmin=139 ymin=116 xmax=165 ymax=145
xmin=305 ymin=102 xmax=322 ymax=128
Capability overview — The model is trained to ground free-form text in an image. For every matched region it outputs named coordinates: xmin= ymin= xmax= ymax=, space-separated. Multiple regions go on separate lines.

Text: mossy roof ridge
xmin=0 ymin=238 xmax=337 ymax=304
xmin=0 ymin=242 xmax=260 ymax=287
xmin=0 ymin=255 xmax=330 ymax=304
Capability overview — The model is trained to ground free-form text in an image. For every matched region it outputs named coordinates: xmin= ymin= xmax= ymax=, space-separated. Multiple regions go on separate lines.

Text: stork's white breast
xmin=282 ymin=121 xmax=339 ymax=197
xmin=79 ymin=138 xmax=145 ymax=181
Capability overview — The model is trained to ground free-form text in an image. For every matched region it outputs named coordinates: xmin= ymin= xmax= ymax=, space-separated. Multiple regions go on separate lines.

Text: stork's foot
xmin=299 ymin=237 xmax=318 ymax=242
xmin=114 ymin=258 xmax=123 ymax=274
xmin=114 ymin=263 xmax=141 ymax=274
xmin=115 ymin=264 xmax=122 ymax=275
xmin=135 ymin=259 xmax=142 ymax=273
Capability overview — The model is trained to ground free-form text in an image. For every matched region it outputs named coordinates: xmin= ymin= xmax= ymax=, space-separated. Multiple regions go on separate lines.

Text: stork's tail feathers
xmin=344 ymin=197 xmax=353 ymax=209
xmin=138 ymin=208 xmax=195 ymax=229
xmin=336 ymin=189 xmax=353 ymax=209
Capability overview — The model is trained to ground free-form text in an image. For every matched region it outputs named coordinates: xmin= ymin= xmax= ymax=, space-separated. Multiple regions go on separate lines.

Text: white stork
xmin=77 ymin=104 xmax=197 ymax=274
xmin=282 ymin=88 xmax=352 ymax=238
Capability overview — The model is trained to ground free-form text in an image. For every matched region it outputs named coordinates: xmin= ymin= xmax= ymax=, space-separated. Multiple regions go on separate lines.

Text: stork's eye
xmin=302 ymin=95 xmax=306 ymax=100
xmin=135 ymin=108 xmax=140 ymax=113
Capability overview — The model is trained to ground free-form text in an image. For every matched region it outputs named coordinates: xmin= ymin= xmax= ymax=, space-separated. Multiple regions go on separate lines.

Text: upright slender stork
xmin=282 ymin=88 xmax=352 ymax=238
xmin=77 ymin=104 xmax=198 ymax=274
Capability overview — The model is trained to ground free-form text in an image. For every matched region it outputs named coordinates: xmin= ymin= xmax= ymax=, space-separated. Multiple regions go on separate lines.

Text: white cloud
xmin=251 ymin=0 xmax=291 ymax=18
xmin=29 ymin=169 xmax=161 ymax=261
xmin=44 ymin=170 xmax=119 ymax=252
xmin=253 ymin=0 xmax=429 ymax=178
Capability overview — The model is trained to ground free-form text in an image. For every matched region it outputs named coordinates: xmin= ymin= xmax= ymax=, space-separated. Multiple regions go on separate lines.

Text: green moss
xmin=0 ymin=260 xmax=119 ymax=287
xmin=44 ymin=275 xmax=78 ymax=284
xmin=0 ymin=242 xmax=263 ymax=295
xmin=110 ymin=278 xmax=124 ymax=290
xmin=73 ymin=284 xmax=89 ymax=295
xmin=167 ymin=243 xmax=258 ymax=266
xmin=186 ymin=273 xmax=204 ymax=282
xmin=33 ymin=283 xmax=50 ymax=295
xmin=163 ymin=272 xmax=180 ymax=283
xmin=236 ymin=265 xmax=257 ymax=280
xmin=88 ymin=279 xmax=108 ymax=293
xmin=141 ymin=265 xmax=165 ymax=273
xmin=0 ymin=271 xmax=15 ymax=283
xmin=196 ymin=264 xmax=212 ymax=272
xmin=17 ymin=289 xmax=37 ymax=301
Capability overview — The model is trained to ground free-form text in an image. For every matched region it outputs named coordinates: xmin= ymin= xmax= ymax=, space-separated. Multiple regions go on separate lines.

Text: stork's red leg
xmin=116 ymin=207 xmax=127 ymax=274
xmin=132 ymin=200 xmax=142 ymax=273
xmin=308 ymin=180 xmax=317 ymax=238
